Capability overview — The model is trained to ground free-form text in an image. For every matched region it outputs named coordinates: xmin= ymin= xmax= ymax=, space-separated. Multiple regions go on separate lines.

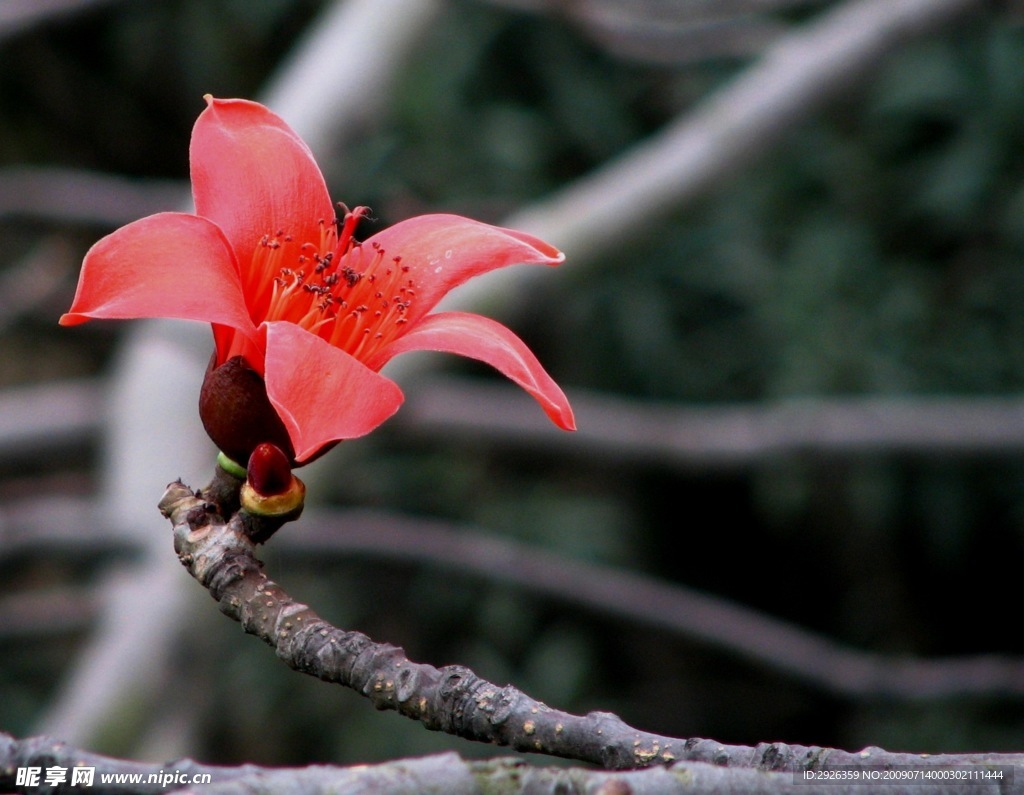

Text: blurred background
xmin=3 ymin=0 xmax=1024 ymax=771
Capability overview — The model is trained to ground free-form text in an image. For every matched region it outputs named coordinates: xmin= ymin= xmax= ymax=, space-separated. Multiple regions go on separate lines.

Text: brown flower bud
xmin=199 ymin=354 xmax=295 ymax=466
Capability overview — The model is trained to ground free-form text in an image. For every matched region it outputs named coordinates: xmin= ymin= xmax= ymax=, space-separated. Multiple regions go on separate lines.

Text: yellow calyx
xmin=240 ymin=475 xmax=306 ymax=517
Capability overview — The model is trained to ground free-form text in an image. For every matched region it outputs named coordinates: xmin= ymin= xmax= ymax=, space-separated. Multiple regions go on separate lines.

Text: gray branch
xmin=0 ymin=167 xmax=185 ymax=226
xmin=17 ymin=376 xmax=1024 ymax=469
xmin=498 ymin=0 xmax=987 ymax=264
xmin=290 ymin=507 xmax=1024 ymax=701
xmin=158 ymin=480 xmax=1024 ymax=779
xmin=9 ymin=731 xmax=1014 ymax=795
xmin=8 ymin=488 xmax=1024 ymax=702
xmin=0 ymin=0 xmax=121 ymax=42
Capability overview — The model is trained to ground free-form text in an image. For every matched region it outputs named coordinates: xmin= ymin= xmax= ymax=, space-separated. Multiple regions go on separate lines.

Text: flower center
xmin=249 ymin=206 xmax=414 ymax=365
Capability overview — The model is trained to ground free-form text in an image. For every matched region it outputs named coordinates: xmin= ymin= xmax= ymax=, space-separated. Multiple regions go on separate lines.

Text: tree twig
xmin=479 ymin=0 xmax=825 ymax=64
xmin=0 ymin=0 xmax=121 ymax=42
xmin=289 ymin=507 xmax=1024 ymax=701
xmin=259 ymin=0 xmax=442 ymax=158
xmin=8 ymin=485 xmax=1024 ymax=702
xmin=0 ymin=379 xmax=104 ymax=460
xmin=0 ymin=586 xmax=96 ymax=640
xmin=506 ymin=0 xmax=986 ymax=259
xmin=32 ymin=323 xmax=213 ymax=746
xmin=18 ymin=376 xmax=1024 ymax=471
xmin=444 ymin=0 xmax=985 ymax=314
xmin=399 ymin=378 xmax=1024 ymax=466
xmin=13 ymin=730 xmax=1012 ymax=795
xmin=32 ymin=0 xmax=444 ymax=751
xmin=0 ymin=167 xmax=185 ymax=225
xmin=0 ymin=731 xmax=258 ymax=795
xmin=158 ymin=480 xmax=1024 ymax=775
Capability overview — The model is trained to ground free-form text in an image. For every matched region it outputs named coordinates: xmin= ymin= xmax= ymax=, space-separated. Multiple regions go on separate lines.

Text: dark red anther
xmin=247 ymin=442 xmax=293 ymax=497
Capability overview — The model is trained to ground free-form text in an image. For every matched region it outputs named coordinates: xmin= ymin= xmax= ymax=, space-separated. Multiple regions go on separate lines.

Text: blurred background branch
xmin=0 ymin=0 xmax=121 ymax=42
xmin=498 ymin=0 xmax=986 ymax=266
xmin=13 ymin=376 xmax=1024 ymax=468
xmin=482 ymin=0 xmax=832 ymax=64
xmin=26 ymin=0 xmax=446 ymax=754
xmin=0 ymin=167 xmax=185 ymax=226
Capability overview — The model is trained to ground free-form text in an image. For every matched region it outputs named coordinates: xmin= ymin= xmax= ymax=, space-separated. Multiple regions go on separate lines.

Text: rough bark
xmin=158 ymin=480 xmax=1024 ymax=778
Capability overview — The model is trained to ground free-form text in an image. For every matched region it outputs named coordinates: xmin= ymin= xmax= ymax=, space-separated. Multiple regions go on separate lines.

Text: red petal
xmin=262 ymin=322 xmax=405 ymax=463
xmin=59 ymin=212 xmax=258 ymax=342
xmin=370 ymin=311 xmax=576 ymax=431
xmin=190 ymin=97 xmax=335 ymax=267
xmin=362 ymin=214 xmax=564 ymax=326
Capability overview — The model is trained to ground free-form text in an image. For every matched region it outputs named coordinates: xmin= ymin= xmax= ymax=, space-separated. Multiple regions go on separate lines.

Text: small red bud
xmin=247 ymin=442 xmax=293 ymax=497
xmin=239 ymin=444 xmax=306 ymax=541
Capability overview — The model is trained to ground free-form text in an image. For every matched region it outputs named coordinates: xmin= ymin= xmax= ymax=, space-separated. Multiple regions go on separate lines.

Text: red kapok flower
xmin=61 ymin=96 xmax=575 ymax=464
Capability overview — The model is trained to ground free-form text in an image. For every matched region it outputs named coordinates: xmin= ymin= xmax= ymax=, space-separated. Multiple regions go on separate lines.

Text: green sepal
xmin=216 ymin=450 xmax=247 ymax=479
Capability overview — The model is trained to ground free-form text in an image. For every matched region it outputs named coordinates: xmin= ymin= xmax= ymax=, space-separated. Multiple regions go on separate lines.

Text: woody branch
xmin=159 ymin=478 xmax=1024 ymax=776
xmin=4 ymin=731 xmax=1011 ymax=795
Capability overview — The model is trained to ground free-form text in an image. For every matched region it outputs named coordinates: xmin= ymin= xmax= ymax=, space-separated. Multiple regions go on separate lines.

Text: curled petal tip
xmin=554 ymin=406 xmax=577 ymax=432
xmin=537 ymin=385 xmax=575 ymax=431
xmin=373 ymin=312 xmax=575 ymax=433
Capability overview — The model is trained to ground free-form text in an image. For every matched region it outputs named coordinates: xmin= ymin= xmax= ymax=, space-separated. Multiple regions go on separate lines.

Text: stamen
xmin=249 ymin=205 xmax=416 ymax=362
